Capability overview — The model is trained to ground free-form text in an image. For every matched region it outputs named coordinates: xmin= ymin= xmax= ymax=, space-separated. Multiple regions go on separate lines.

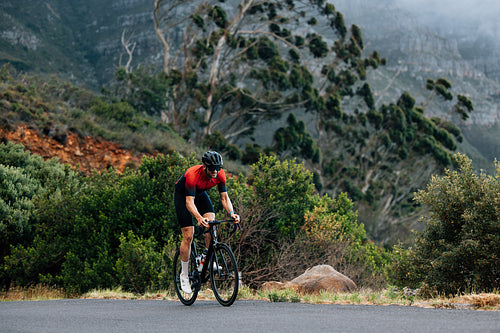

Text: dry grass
xmin=2 ymin=285 xmax=499 ymax=310
xmin=0 ymin=284 xmax=66 ymax=301
xmin=450 ymin=293 xmax=500 ymax=309
xmin=247 ymin=287 xmax=500 ymax=310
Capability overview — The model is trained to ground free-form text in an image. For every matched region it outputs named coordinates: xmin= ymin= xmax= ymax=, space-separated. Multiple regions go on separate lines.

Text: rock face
xmin=262 ymin=265 xmax=357 ymax=294
xmin=334 ymin=0 xmax=500 ymax=126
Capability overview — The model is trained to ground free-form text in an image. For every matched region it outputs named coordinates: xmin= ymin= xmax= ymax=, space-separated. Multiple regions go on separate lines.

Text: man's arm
xmin=220 ymin=192 xmax=240 ymax=223
xmin=186 ymin=196 xmax=209 ymax=227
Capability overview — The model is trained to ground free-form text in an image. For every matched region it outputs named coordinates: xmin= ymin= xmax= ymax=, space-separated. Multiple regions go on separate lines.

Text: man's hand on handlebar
xmin=197 ymin=216 xmax=210 ymax=228
xmin=230 ymin=212 xmax=240 ymax=223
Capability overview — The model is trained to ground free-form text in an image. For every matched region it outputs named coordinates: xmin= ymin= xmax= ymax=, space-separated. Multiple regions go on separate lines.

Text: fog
xmin=395 ymin=0 xmax=500 ymax=39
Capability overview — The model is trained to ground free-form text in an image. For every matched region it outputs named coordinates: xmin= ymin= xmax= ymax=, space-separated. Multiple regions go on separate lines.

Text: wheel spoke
xmin=210 ymin=243 xmax=239 ymax=306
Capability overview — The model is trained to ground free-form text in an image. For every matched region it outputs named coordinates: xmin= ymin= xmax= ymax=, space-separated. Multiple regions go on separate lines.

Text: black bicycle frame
xmin=192 ymin=219 xmax=239 ymax=284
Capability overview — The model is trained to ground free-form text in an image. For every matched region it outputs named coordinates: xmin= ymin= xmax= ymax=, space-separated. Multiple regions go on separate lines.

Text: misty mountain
xmin=0 ymin=0 xmax=160 ymax=87
xmin=332 ymin=0 xmax=500 ymax=170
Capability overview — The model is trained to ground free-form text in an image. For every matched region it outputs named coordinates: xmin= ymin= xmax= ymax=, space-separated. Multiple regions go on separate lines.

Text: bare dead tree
xmin=120 ymin=29 xmax=136 ymax=74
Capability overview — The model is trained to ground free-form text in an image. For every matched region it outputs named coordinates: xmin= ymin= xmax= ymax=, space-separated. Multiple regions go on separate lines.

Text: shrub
xmin=0 ymin=142 xmax=75 ymax=263
xmin=115 ymin=231 xmax=170 ymax=294
xmin=276 ymin=194 xmax=389 ymax=288
xmin=0 ymin=164 xmax=40 ymax=255
xmin=389 ymin=153 xmax=500 ymax=294
xmin=241 ymin=143 xmax=263 ymax=165
xmin=1 ymin=152 xmax=193 ymax=293
xmin=203 ymin=131 xmax=227 ymax=152
xmin=251 ymin=155 xmax=315 ymax=237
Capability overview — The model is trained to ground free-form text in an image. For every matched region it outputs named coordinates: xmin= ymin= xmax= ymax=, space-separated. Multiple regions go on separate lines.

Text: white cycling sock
xmin=181 ymin=260 xmax=189 ymax=277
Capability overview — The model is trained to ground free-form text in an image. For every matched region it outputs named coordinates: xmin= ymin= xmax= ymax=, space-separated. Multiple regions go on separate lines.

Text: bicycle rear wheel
xmin=173 ymin=248 xmax=199 ymax=306
xmin=210 ymin=243 xmax=239 ymax=306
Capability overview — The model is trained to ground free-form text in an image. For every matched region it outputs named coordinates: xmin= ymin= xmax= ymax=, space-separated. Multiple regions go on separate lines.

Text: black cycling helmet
xmin=202 ymin=151 xmax=223 ymax=167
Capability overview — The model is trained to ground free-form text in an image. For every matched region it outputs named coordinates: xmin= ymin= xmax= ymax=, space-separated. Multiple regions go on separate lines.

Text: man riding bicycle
xmin=174 ymin=151 xmax=240 ymax=294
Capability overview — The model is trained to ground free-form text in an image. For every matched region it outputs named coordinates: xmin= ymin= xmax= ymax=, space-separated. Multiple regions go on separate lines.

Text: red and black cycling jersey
xmin=175 ymin=165 xmax=227 ymax=197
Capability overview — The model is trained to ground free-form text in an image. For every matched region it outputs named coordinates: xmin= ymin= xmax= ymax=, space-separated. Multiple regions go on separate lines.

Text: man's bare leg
xmin=203 ymin=212 xmax=215 ymax=249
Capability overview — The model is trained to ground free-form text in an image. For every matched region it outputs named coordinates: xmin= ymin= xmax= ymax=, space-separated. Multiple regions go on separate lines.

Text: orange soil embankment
xmin=1 ymin=125 xmax=146 ymax=173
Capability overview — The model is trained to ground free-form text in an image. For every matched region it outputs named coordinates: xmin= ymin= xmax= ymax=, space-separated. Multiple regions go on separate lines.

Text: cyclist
xmin=174 ymin=151 xmax=240 ymax=294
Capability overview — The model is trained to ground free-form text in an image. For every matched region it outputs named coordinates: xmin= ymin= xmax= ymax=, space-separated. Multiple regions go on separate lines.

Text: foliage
xmin=250 ymin=154 xmax=316 ymax=237
xmin=425 ymin=77 xmax=474 ymax=121
xmin=221 ymin=154 xmax=389 ymax=288
xmin=0 ymin=148 xmax=194 ymax=293
xmin=389 ymin=153 xmax=500 ymax=294
xmin=285 ymin=194 xmax=389 ymax=288
xmin=0 ymin=140 xmax=394 ymax=293
xmin=153 ymin=0 xmax=383 ymax=142
xmin=115 ymin=231 xmax=172 ymax=294
xmin=317 ymin=83 xmax=471 ymax=244
xmin=202 ymin=131 xmax=242 ymax=161
xmin=273 ymin=113 xmax=320 ymax=163
xmin=111 ymin=66 xmax=171 ymax=117
xmin=0 ymin=64 xmax=186 ymax=155
xmin=0 ymin=142 xmax=76 ymax=259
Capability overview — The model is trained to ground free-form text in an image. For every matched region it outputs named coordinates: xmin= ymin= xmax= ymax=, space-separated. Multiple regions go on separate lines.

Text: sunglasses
xmin=207 ymin=165 xmax=221 ymax=172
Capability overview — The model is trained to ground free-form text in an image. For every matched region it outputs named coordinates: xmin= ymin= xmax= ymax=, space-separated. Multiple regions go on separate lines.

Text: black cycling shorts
xmin=174 ymin=190 xmax=214 ymax=228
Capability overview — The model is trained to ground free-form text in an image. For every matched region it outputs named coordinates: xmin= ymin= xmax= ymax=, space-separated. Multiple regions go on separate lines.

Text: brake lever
xmin=232 ymin=222 xmax=242 ymax=234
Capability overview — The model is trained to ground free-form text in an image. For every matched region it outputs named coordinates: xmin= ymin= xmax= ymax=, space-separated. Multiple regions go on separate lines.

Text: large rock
xmin=262 ymin=265 xmax=357 ymax=294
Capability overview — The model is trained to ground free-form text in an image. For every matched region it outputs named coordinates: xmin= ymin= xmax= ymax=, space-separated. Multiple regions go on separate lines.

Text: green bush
xmin=1 ymin=151 xmax=194 ymax=293
xmin=115 ymin=230 xmax=169 ymax=294
xmin=389 ymin=153 xmax=500 ymax=294
xmin=277 ymin=193 xmax=389 ymax=288
xmin=251 ymin=155 xmax=316 ymax=237
xmin=0 ymin=142 xmax=76 ymax=262
xmin=0 ymin=165 xmax=40 ymax=253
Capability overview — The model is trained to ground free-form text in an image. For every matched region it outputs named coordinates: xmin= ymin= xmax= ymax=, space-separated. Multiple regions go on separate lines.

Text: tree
xmin=424 ymin=78 xmax=474 ymax=121
xmin=153 ymin=0 xmax=381 ymax=143
xmin=390 ymin=153 xmax=500 ymax=294
xmin=273 ymin=113 xmax=320 ymax=163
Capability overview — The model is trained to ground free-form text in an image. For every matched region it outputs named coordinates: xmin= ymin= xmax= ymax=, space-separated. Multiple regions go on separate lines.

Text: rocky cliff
xmin=334 ymin=0 xmax=500 ymax=124
xmin=332 ymin=0 xmax=500 ymax=171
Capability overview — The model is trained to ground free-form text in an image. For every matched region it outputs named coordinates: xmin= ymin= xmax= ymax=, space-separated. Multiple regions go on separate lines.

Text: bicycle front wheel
xmin=173 ymin=248 xmax=199 ymax=306
xmin=210 ymin=243 xmax=239 ymax=306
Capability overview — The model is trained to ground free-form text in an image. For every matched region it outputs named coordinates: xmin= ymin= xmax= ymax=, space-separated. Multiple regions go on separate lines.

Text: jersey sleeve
xmin=184 ymin=170 xmax=197 ymax=197
xmin=217 ymin=170 xmax=227 ymax=193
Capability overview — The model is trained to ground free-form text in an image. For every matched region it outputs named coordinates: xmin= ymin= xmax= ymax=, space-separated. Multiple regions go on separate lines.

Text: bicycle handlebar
xmin=208 ymin=219 xmax=238 ymax=226
xmin=208 ymin=219 xmax=241 ymax=234
xmin=194 ymin=218 xmax=241 ymax=237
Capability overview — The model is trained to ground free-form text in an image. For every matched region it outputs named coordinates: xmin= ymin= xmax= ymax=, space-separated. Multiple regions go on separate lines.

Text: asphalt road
xmin=1 ymin=299 xmax=499 ymax=333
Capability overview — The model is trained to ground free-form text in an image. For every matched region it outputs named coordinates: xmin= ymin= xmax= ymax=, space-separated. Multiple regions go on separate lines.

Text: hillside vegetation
xmin=0 ymin=0 xmax=481 ymax=243
xmin=0 ymin=1 xmax=498 ymax=297
xmin=0 ymin=63 xmax=498 ymax=296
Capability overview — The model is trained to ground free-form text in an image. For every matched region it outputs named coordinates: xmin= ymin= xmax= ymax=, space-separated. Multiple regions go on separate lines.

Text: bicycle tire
xmin=210 ymin=243 xmax=239 ymax=306
xmin=173 ymin=248 xmax=199 ymax=306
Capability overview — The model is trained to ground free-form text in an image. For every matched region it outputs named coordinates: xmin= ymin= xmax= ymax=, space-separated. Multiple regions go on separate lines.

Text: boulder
xmin=262 ymin=265 xmax=357 ymax=294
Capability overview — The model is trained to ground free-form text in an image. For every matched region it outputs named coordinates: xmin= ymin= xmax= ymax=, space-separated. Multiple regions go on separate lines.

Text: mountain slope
xmin=333 ymin=0 xmax=500 ymax=172
xmin=0 ymin=0 xmax=159 ymax=87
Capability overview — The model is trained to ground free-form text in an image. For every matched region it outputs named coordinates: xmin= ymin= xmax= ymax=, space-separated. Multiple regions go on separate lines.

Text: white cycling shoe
xmin=180 ymin=274 xmax=192 ymax=294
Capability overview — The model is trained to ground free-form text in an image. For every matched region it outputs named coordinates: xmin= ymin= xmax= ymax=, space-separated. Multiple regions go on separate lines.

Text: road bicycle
xmin=173 ymin=219 xmax=240 ymax=306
